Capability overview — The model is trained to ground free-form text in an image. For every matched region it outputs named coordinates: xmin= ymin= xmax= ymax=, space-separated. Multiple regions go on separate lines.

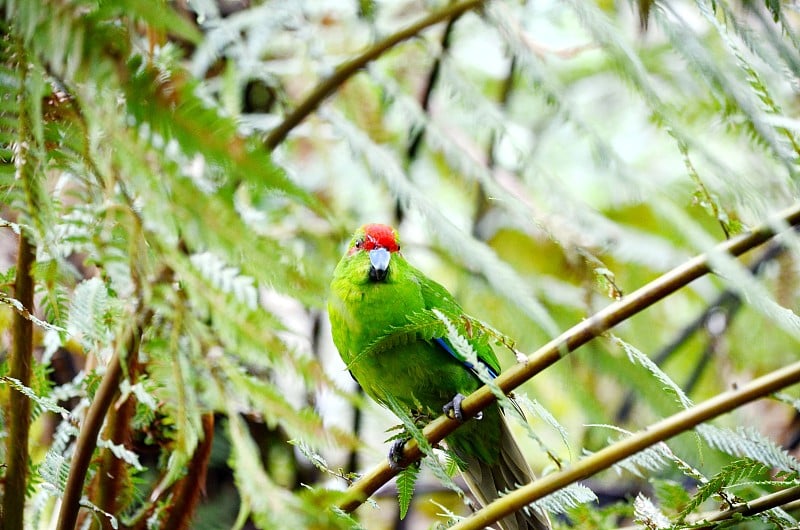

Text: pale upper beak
xmin=368 ymin=247 xmax=391 ymax=281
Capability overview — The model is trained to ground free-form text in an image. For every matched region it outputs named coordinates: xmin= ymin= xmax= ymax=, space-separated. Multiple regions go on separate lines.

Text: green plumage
xmin=328 ymin=224 xmax=550 ymax=530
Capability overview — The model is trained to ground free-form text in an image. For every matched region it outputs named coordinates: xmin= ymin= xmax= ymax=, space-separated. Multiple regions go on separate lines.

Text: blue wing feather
xmin=433 ymin=337 xmax=499 ymax=379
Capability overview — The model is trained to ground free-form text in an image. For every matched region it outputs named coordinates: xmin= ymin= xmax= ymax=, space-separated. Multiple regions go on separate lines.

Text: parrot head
xmin=347 ymin=223 xmax=400 ymax=282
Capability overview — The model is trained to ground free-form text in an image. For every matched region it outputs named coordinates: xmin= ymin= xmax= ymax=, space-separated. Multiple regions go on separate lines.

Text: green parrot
xmin=328 ymin=223 xmax=550 ymax=530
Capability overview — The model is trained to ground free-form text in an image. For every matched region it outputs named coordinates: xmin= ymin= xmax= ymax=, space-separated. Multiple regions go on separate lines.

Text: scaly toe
xmin=388 ymin=438 xmax=409 ymax=470
xmin=443 ymin=393 xmax=467 ymax=422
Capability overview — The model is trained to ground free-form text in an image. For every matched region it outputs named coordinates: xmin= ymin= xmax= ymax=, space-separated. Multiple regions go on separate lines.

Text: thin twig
xmin=406 ymin=15 xmax=461 ymax=161
xmin=335 ymin=201 xmax=800 ymax=513
xmin=264 ymin=0 xmax=486 ymax=150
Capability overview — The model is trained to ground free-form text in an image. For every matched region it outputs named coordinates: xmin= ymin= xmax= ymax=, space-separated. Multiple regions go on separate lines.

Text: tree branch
xmin=264 ymin=0 xmax=486 ymax=150
xmin=451 ymin=360 xmax=800 ymax=530
xmin=335 ymin=201 xmax=800 ymax=512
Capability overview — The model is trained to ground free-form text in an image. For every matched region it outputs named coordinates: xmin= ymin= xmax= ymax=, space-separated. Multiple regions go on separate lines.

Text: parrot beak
xmin=368 ymin=247 xmax=391 ymax=281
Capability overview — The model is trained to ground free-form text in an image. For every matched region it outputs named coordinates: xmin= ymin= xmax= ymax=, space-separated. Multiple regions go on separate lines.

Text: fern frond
xmin=611 ymin=335 xmax=693 ymax=410
xmin=679 ymin=459 xmax=770 ymax=520
xmin=534 ymin=483 xmax=597 ymax=516
xmin=225 ymin=406 xmax=353 ymax=529
xmin=515 ymin=393 xmax=572 ymax=461
xmin=77 ymin=498 xmax=119 ymax=530
xmin=1 ymin=376 xmax=70 ymax=419
xmin=222 ymin=357 xmax=356 ymax=447
xmin=96 ymin=438 xmax=145 ymax=472
xmin=0 ymin=291 xmax=65 ymax=333
xmin=38 ymin=449 xmax=72 ymax=495
xmin=33 ymin=261 xmax=71 ymax=331
xmin=657 ymin=200 xmax=800 ymax=341
xmin=633 ymin=493 xmax=671 ymax=529
xmin=697 ymin=425 xmax=800 ymax=473
xmin=396 ymin=463 xmax=420 ymax=520
xmin=66 ymin=277 xmax=115 ymax=358
xmin=289 ymin=438 xmax=331 ymax=474
xmin=651 ymin=479 xmax=692 ymax=515
xmin=189 ymin=251 xmax=258 ymax=310
xmin=347 ymin=310 xmax=446 ymax=370
xmin=690 ymin=0 xmax=799 ymax=169
xmin=612 ymin=443 xmax=672 ymax=478
xmin=383 ymin=392 xmax=464 ymax=495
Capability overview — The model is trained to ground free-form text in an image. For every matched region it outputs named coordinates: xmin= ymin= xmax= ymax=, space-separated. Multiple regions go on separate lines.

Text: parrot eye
xmin=354 ymin=238 xmax=364 ymax=249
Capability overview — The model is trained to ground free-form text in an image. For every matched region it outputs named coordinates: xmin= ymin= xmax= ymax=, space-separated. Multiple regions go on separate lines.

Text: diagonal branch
xmin=451 ymin=360 xmax=800 ymax=530
xmin=335 ymin=201 xmax=800 ymax=512
xmin=264 ymin=0 xmax=486 ymax=150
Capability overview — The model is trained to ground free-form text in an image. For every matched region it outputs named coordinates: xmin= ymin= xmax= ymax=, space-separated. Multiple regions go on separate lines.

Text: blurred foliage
xmin=2 ymin=0 xmax=800 ymax=528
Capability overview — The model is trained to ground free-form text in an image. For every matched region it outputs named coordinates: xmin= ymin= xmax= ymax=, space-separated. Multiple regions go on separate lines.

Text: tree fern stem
xmin=89 ymin=364 xmax=140 ymax=528
xmin=3 ymin=232 xmax=36 ymax=530
xmin=56 ymin=309 xmax=153 ymax=530
xmin=337 ymin=201 xmax=800 ymax=513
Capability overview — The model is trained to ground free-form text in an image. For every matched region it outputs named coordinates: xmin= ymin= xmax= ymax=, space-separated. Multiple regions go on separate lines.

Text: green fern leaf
xmin=651 ymin=479 xmax=692 ymax=515
xmin=396 ymin=462 xmax=419 ymax=520
xmin=289 ymin=439 xmax=330 ymax=474
xmin=612 ymin=335 xmax=693 ymax=410
xmin=67 ymin=277 xmax=114 ymax=356
xmin=679 ymin=458 xmax=770 ymax=520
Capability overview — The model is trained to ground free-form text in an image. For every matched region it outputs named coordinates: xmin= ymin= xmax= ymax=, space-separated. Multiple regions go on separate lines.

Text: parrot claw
xmin=443 ymin=393 xmax=483 ymax=422
xmin=444 ymin=393 xmax=466 ymax=422
xmin=388 ymin=438 xmax=409 ymax=470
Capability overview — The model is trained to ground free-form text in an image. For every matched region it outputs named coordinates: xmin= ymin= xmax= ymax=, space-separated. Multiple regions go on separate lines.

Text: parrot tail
xmin=456 ymin=415 xmax=551 ymax=530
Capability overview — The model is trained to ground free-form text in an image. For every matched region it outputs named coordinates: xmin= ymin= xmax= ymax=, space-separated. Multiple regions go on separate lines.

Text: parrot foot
xmin=388 ymin=438 xmax=409 ymax=471
xmin=443 ymin=393 xmax=483 ymax=422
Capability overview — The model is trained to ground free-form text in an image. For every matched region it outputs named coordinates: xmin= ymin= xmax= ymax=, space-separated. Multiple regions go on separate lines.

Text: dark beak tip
xmin=369 ymin=267 xmax=388 ymax=281
xmin=368 ymin=248 xmax=391 ymax=281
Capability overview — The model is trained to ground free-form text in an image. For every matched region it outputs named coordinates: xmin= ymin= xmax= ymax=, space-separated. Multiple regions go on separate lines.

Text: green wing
xmin=416 ymin=269 xmax=502 ymax=378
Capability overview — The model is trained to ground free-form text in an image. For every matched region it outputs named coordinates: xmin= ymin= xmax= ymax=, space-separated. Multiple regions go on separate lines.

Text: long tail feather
xmin=457 ymin=416 xmax=551 ymax=530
